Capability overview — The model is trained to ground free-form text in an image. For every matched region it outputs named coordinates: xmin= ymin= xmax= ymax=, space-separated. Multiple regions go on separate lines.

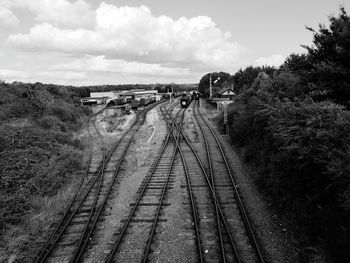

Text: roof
xmin=217 ymin=87 xmax=236 ymax=96
xmin=120 ymin=90 xmax=158 ymax=96
xmin=82 ymin=96 xmax=109 ymax=100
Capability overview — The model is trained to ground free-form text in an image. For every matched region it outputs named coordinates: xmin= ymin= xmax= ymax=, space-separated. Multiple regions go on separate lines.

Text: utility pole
xmin=224 ymin=103 xmax=228 ymax=135
xmin=209 ymin=74 xmax=212 ymax=99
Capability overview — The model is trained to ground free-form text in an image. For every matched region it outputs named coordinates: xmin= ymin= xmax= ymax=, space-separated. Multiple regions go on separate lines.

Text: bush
xmin=0 ymin=81 xmax=89 ymax=238
xmin=227 ymin=75 xmax=350 ymax=260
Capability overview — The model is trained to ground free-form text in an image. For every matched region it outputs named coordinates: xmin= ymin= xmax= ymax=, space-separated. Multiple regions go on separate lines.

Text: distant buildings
xmin=81 ymin=89 xmax=159 ymax=106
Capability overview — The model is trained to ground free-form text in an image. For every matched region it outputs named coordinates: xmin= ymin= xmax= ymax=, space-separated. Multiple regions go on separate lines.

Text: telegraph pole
xmin=209 ymin=74 xmax=212 ymax=99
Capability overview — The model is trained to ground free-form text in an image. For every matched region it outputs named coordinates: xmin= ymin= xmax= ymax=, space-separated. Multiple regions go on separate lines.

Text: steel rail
xmin=72 ymin=113 xmax=144 ymax=262
xmin=192 ymin=101 xmax=227 ymax=263
xmin=160 ymin=104 xmax=205 ymax=263
xmin=105 ymin=122 xmax=175 ymax=263
xmin=37 ymin=121 xmax=131 ymax=262
xmin=35 ymin=118 xmax=99 ymax=263
xmin=71 ymin=100 xmax=167 ymax=262
xmin=105 ymin=100 xmax=178 ymax=262
xmin=69 ymin=154 xmax=107 ymax=263
xmin=141 ymin=105 xmax=183 ymax=263
xmin=194 ymin=100 xmax=265 ymax=262
xmin=36 ymin=101 xmax=163 ymax=263
xmin=164 ymin=102 xmax=242 ymax=263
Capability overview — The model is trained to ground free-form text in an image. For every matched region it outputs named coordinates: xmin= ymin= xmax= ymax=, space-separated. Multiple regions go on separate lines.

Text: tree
xmin=231 ymin=66 xmax=275 ymax=93
xmin=303 ymin=7 xmax=350 ymax=107
xmin=198 ymin=72 xmax=230 ymax=98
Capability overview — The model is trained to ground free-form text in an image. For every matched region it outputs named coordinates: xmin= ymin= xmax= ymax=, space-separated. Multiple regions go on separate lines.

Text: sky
xmin=0 ymin=0 xmax=349 ymax=85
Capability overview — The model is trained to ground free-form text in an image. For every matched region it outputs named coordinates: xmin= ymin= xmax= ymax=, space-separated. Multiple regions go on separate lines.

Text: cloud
xmin=3 ymin=0 xmax=94 ymax=28
xmin=0 ymin=69 xmax=28 ymax=78
xmin=52 ymin=55 xmax=190 ymax=77
xmin=0 ymin=68 xmax=86 ymax=83
xmin=0 ymin=7 xmax=19 ymax=29
xmin=8 ymin=3 xmax=245 ymax=70
xmin=254 ymin=54 xmax=285 ymax=67
xmin=38 ymin=70 xmax=86 ymax=80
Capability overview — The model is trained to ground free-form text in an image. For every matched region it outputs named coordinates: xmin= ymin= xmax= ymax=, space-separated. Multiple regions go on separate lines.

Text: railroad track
xmin=35 ymin=98 xmax=264 ymax=263
xmin=189 ymin=99 xmax=265 ymax=263
xmin=35 ymin=101 xmax=164 ymax=263
xmin=104 ymin=101 xmax=183 ymax=262
xmin=161 ymin=100 xmax=265 ymax=263
xmin=161 ymin=103 xmax=235 ymax=262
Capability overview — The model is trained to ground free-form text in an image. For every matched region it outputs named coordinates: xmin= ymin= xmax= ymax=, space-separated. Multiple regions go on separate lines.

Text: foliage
xmin=198 ymin=72 xmax=231 ymax=98
xmin=231 ymin=66 xmax=276 ymax=93
xmin=215 ymin=8 xmax=350 ymax=261
xmin=302 ymin=7 xmax=350 ymax=107
xmin=0 ymin=82 xmax=88 ymax=238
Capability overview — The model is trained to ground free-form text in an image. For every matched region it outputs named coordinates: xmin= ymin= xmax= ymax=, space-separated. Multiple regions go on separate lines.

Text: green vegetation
xmin=202 ymin=7 xmax=350 ymax=261
xmin=0 ymin=82 xmax=90 ymax=260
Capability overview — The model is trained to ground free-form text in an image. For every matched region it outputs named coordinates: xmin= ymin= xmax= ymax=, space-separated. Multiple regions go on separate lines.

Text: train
xmin=130 ymin=99 xmax=139 ymax=109
xmin=191 ymin=91 xmax=200 ymax=100
xmin=180 ymin=94 xmax=192 ymax=108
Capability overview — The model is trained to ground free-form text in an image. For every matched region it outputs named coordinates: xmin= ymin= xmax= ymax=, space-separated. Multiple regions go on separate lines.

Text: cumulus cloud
xmin=52 ymin=55 xmax=190 ymax=76
xmin=0 ymin=7 xmax=19 ymax=29
xmin=254 ymin=54 xmax=285 ymax=67
xmin=3 ymin=0 xmax=94 ymax=28
xmin=8 ymin=3 xmax=245 ymax=70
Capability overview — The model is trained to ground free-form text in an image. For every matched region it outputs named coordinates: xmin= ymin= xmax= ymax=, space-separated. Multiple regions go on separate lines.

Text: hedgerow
xmin=211 ymin=8 xmax=350 ymax=261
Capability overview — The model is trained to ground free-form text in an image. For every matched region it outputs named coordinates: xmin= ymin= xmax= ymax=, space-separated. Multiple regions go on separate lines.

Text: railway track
xmin=190 ymin=99 xmax=265 ymax=263
xmin=162 ymin=99 xmax=265 ymax=263
xmin=162 ymin=103 xmax=236 ymax=262
xmin=104 ymin=102 xmax=183 ymax=262
xmin=35 ymin=102 xmax=163 ymax=263
xmin=35 ymin=98 xmax=265 ymax=263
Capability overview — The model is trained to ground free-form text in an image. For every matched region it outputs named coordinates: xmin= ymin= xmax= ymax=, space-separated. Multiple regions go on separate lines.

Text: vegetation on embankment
xmin=0 ymin=82 xmax=90 ymax=260
xmin=200 ymin=8 xmax=350 ymax=262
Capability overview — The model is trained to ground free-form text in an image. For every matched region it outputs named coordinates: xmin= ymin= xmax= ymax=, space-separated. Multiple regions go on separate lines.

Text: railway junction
xmin=33 ymin=98 xmax=288 ymax=263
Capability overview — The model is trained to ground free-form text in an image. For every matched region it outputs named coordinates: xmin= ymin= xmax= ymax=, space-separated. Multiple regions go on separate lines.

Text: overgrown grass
xmin=1 ymin=182 xmax=79 ymax=262
xmin=0 ymin=82 xmax=90 ymax=261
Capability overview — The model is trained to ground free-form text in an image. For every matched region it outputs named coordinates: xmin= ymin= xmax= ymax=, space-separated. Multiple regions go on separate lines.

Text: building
xmin=90 ymin=91 xmax=117 ymax=99
xmin=82 ymin=89 xmax=158 ymax=106
xmin=118 ymin=89 xmax=158 ymax=101
xmin=216 ymin=86 xmax=236 ymax=100
xmin=81 ymin=96 xmax=108 ymax=106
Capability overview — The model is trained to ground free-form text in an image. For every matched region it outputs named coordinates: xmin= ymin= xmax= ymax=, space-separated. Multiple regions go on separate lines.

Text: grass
xmin=0 ymin=82 xmax=91 ymax=262
xmin=0 ymin=177 xmax=82 ymax=262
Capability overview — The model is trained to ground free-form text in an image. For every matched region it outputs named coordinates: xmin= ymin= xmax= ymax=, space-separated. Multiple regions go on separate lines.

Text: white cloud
xmin=0 ymin=7 xmax=19 ymax=29
xmin=8 ymin=3 xmax=245 ymax=70
xmin=52 ymin=55 xmax=190 ymax=77
xmin=254 ymin=54 xmax=285 ymax=67
xmin=3 ymin=0 xmax=94 ymax=28
xmin=0 ymin=68 xmax=86 ymax=84
xmin=39 ymin=70 xmax=86 ymax=80
xmin=0 ymin=69 xmax=28 ymax=78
